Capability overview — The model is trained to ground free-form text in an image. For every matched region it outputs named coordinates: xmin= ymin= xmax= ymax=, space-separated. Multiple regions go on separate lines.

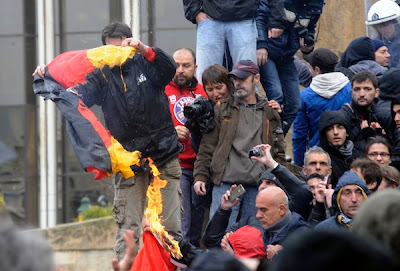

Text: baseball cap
xmin=303 ymin=48 xmax=338 ymax=70
xmin=228 ymin=59 xmax=259 ymax=79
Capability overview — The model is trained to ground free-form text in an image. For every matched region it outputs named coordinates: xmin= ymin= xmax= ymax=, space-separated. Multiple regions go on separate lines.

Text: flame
xmin=144 ymin=158 xmax=182 ymax=259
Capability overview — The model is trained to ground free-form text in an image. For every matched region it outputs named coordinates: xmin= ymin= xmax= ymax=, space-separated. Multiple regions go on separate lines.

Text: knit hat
xmin=303 ymin=48 xmax=338 ymax=71
xmin=228 ymin=225 xmax=267 ymax=258
xmin=229 ymin=60 xmax=260 ymax=79
xmin=258 ymin=169 xmax=278 ymax=187
xmin=371 ymin=39 xmax=388 ymax=52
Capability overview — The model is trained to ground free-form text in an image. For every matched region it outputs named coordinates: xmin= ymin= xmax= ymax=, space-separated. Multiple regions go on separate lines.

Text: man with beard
xmin=339 ymin=71 xmax=384 ymax=156
xmin=193 ymin=59 xmax=286 ymax=227
xmin=165 ymin=48 xmax=208 ymax=247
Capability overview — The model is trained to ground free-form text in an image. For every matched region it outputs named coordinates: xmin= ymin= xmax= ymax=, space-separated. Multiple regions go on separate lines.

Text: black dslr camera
xmin=184 ymin=96 xmax=215 ymax=133
xmin=295 ymin=26 xmax=315 ymax=47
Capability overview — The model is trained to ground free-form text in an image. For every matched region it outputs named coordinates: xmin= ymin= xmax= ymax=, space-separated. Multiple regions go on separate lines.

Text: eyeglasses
xmin=367 ymin=152 xmax=390 ymax=158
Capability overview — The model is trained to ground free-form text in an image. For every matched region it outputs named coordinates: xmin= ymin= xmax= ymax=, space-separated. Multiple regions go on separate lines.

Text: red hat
xmin=228 ymin=225 xmax=266 ymax=258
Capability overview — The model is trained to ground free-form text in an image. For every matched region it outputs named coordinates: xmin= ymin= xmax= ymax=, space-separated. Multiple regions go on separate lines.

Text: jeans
xmin=180 ymin=168 xmax=205 ymax=247
xmin=260 ymin=57 xmax=301 ymax=135
xmin=196 ymin=18 xmax=257 ymax=83
xmin=112 ymin=156 xmax=182 ymax=260
xmin=210 ymin=183 xmax=258 ymax=229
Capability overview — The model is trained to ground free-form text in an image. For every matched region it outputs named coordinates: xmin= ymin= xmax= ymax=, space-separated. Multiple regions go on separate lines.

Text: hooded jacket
xmin=77 ymin=47 xmax=181 ymax=166
xmin=335 ymin=37 xmax=387 ymax=80
xmin=318 ymin=111 xmax=357 ymax=188
xmin=375 ymin=68 xmax=400 ymax=161
xmin=314 ymin=171 xmax=370 ymax=231
xmin=165 ymin=78 xmax=207 ymax=169
xmin=194 ymin=93 xmax=286 ymax=186
xmin=292 ymin=72 xmax=351 ymax=166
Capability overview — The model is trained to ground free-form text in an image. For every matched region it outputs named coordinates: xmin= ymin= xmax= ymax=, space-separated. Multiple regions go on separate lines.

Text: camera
xmin=295 ymin=26 xmax=315 ymax=47
xmin=183 ymin=96 xmax=215 ymax=133
xmin=184 ymin=96 xmax=208 ymax=120
xmin=248 ymin=147 xmax=262 ymax=158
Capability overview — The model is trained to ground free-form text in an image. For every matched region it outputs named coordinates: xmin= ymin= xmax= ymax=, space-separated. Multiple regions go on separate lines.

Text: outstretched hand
xmin=250 ymin=144 xmax=278 ymax=169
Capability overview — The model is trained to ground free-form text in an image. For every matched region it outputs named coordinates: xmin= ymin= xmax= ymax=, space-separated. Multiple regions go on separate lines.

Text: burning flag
xmin=33 ymin=45 xmax=140 ymax=179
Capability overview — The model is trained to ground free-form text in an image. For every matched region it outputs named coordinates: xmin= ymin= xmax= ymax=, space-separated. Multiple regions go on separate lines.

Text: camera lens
xmin=248 ymin=147 xmax=262 ymax=158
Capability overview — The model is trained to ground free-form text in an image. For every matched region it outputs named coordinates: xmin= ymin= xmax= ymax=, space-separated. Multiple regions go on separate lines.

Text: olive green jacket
xmin=194 ymin=94 xmax=286 ymax=185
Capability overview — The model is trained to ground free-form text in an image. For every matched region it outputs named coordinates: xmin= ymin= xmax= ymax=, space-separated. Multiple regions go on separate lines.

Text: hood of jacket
xmin=340 ymin=37 xmax=375 ymax=68
xmin=379 ymin=68 xmax=400 ymax=100
xmin=348 ymin=60 xmax=387 ymax=78
xmin=318 ymin=110 xmax=350 ymax=133
xmin=332 ymin=171 xmax=370 ymax=213
xmin=310 ymin=72 xmax=350 ymax=99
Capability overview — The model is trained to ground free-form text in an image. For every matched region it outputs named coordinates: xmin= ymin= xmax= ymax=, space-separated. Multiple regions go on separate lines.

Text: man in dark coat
xmin=339 ymin=71 xmax=385 ymax=156
xmin=202 ymin=186 xmax=308 ymax=261
xmin=375 ymin=68 xmax=400 ymax=165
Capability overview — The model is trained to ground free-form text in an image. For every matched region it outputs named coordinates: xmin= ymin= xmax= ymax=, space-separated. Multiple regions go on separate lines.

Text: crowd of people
xmin=18 ymin=0 xmax=400 ymax=270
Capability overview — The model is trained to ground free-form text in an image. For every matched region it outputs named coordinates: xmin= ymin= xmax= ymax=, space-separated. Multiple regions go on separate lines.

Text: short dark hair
xmin=101 ymin=22 xmax=132 ymax=45
xmin=351 ymin=71 xmax=379 ymax=89
xmin=173 ymin=48 xmax=196 ymax=64
xmin=306 ymin=172 xmax=325 ymax=182
xmin=364 ymin=136 xmax=393 ymax=159
xmin=350 ymin=158 xmax=382 ymax=192
xmin=202 ymin=64 xmax=234 ymax=94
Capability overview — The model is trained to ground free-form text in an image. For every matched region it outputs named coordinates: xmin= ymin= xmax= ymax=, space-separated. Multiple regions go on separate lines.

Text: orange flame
xmin=144 ymin=158 xmax=182 ymax=259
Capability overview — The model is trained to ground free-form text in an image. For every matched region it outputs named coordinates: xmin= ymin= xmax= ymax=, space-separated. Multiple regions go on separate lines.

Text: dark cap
xmin=228 ymin=59 xmax=259 ymax=79
xmin=372 ymin=39 xmax=388 ymax=52
xmin=303 ymin=48 xmax=338 ymax=70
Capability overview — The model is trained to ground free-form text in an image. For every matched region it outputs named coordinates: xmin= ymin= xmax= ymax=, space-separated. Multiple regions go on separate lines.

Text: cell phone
xmin=324 ymin=174 xmax=331 ymax=186
xmin=229 ymin=184 xmax=246 ymax=202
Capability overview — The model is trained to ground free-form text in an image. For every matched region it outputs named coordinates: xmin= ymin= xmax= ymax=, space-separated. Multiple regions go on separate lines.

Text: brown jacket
xmin=194 ymin=94 xmax=286 ymax=185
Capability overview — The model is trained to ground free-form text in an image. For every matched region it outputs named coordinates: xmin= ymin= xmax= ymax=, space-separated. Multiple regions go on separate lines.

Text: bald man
xmin=203 ymin=186 xmax=309 ymax=260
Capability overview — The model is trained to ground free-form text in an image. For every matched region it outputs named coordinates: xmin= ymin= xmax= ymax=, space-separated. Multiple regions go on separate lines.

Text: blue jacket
xmin=314 ymin=171 xmax=370 ymax=231
xmin=256 ymin=0 xmax=324 ymax=62
xmin=292 ymin=73 xmax=351 ymax=166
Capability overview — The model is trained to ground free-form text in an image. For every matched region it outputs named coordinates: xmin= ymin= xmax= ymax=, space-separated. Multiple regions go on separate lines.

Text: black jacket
xmin=318 ymin=110 xmax=358 ymax=187
xmin=78 ymin=47 xmax=181 ymax=166
xmin=339 ymin=102 xmax=383 ymax=156
xmin=256 ymin=0 xmax=324 ymax=62
xmin=269 ymin=164 xmax=313 ymax=220
xmin=376 ymin=68 xmax=400 ymax=162
xmin=183 ymin=0 xmax=260 ymax=24
xmin=202 ymin=207 xmax=308 ymax=248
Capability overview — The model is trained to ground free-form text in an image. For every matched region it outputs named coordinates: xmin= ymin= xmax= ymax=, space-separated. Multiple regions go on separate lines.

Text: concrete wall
xmin=35 ymin=217 xmax=117 ymax=271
